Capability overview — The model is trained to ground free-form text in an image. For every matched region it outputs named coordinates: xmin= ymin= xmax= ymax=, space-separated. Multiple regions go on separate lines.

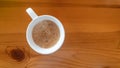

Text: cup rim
xmin=26 ymin=15 xmax=65 ymax=54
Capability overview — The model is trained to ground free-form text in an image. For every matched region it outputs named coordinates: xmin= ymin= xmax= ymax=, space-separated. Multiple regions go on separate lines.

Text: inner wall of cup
xmin=29 ymin=15 xmax=63 ymax=49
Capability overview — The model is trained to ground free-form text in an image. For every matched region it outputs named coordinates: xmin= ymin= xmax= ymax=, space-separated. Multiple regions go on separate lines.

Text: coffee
xmin=32 ymin=20 xmax=60 ymax=48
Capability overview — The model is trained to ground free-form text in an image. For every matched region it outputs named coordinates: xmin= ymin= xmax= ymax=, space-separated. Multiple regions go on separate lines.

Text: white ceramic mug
xmin=26 ymin=8 xmax=65 ymax=54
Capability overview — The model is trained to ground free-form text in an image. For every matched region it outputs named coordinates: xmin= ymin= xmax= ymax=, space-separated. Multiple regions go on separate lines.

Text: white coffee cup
xmin=26 ymin=8 xmax=65 ymax=54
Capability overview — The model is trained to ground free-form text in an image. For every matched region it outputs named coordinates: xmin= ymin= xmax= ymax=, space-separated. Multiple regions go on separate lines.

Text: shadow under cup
xmin=26 ymin=15 xmax=65 ymax=54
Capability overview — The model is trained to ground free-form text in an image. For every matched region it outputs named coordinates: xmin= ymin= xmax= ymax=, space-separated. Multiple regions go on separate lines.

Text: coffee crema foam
xmin=32 ymin=20 xmax=60 ymax=48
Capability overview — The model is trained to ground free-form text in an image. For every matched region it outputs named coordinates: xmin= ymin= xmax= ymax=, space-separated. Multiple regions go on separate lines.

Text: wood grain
xmin=0 ymin=0 xmax=120 ymax=68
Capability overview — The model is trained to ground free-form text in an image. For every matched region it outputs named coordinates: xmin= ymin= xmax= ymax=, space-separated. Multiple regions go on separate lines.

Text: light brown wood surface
xmin=0 ymin=0 xmax=120 ymax=68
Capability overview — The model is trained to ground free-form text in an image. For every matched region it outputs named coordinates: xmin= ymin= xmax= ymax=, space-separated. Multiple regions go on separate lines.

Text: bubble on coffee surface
xmin=32 ymin=20 xmax=60 ymax=48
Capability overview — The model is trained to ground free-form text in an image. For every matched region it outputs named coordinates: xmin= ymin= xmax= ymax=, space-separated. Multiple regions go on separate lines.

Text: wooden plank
xmin=1 ymin=0 xmax=120 ymax=5
xmin=0 ymin=7 xmax=120 ymax=33
xmin=0 ymin=33 xmax=120 ymax=68
xmin=1 ymin=0 xmax=120 ymax=8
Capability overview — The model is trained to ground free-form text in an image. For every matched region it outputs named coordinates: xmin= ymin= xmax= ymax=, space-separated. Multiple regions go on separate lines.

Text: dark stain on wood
xmin=5 ymin=46 xmax=30 ymax=63
xmin=10 ymin=48 xmax=25 ymax=62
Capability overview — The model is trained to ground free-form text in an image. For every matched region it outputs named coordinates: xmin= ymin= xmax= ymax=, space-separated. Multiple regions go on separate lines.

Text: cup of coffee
xmin=26 ymin=8 xmax=65 ymax=54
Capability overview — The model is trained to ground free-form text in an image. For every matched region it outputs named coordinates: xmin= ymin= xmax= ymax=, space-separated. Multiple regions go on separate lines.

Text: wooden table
xmin=0 ymin=0 xmax=120 ymax=68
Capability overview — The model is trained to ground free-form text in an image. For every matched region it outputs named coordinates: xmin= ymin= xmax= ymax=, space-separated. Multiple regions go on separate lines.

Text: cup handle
xmin=26 ymin=8 xmax=38 ymax=20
